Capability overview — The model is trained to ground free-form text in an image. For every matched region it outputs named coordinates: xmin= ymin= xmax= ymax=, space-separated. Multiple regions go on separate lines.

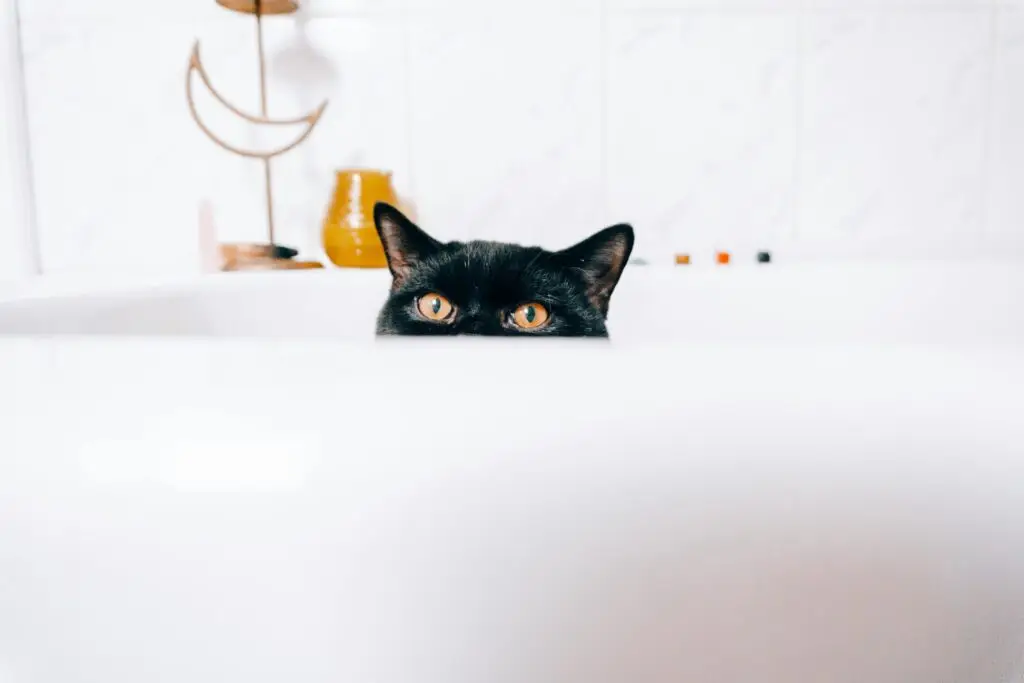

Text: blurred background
xmin=1 ymin=0 xmax=1022 ymax=278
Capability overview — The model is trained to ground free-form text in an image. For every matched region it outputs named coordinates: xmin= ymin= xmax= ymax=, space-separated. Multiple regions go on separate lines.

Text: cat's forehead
xmin=408 ymin=239 xmax=568 ymax=304
xmin=439 ymin=240 xmax=548 ymax=275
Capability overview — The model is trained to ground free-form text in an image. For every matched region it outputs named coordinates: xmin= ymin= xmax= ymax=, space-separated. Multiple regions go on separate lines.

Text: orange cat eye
xmin=416 ymin=293 xmax=455 ymax=322
xmin=511 ymin=302 xmax=550 ymax=330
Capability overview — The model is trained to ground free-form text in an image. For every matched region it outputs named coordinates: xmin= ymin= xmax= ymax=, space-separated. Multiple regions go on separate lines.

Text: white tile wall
xmin=267 ymin=14 xmax=412 ymax=255
xmin=405 ymin=9 xmax=603 ymax=247
xmin=607 ymin=11 xmax=798 ymax=260
xmin=10 ymin=0 xmax=1024 ymax=275
xmin=798 ymin=10 xmax=991 ymax=257
xmin=19 ymin=7 xmax=244 ymax=274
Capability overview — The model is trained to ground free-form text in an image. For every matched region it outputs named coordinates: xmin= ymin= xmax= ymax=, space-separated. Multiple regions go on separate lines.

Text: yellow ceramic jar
xmin=322 ymin=169 xmax=397 ymax=268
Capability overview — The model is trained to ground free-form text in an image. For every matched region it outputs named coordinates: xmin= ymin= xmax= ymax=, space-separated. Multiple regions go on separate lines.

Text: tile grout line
xmin=790 ymin=2 xmax=806 ymax=244
xmin=401 ymin=3 xmax=417 ymax=204
xmin=978 ymin=0 xmax=1001 ymax=242
xmin=608 ymin=5 xmax=1008 ymax=15
xmin=10 ymin=0 xmax=42 ymax=275
xmin=301 ymin=5 xmax=1021 ymax=17
xmin=600 ymin=0 xmax=610 ymax=228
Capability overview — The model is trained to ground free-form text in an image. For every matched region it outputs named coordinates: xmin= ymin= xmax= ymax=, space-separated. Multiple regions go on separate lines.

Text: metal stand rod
xmin=255 ymin=5 xmax=276 ymax=245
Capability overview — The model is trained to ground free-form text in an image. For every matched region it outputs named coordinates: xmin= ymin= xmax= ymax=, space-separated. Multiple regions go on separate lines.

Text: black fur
xmin=373 ymin=202 xmax=634 ymax=337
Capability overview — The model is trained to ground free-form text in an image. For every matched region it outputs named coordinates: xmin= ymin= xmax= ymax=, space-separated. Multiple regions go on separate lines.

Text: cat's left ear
xmin=373 ymin=202 xmax=442 ymax=288
xmin=556 ymin=224 xmax=634 ymax=316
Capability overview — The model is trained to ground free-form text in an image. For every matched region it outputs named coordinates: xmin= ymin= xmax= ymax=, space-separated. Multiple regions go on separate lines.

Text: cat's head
xmin=373 ymin=202 xmax=634 ymax=337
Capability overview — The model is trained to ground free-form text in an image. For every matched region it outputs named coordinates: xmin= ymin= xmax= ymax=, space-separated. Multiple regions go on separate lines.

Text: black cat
xmin=373 ymin=202 xmax=634 ymax=337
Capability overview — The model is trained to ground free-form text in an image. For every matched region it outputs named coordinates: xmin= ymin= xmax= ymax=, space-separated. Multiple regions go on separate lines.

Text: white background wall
xmin=6 ymin=0 xmax=1024 ymax=276
xmin=0 ymin=0 xmax=37 ymax=281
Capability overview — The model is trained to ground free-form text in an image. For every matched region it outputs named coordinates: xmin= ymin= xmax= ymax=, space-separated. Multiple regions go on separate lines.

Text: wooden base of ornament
xmin=223 ymin=258 xmax=323 ymax=271
xmin=218 ymin=242 xmax=323 ymax=272
xmin=216 ymin=0 xmax=299 ymax=15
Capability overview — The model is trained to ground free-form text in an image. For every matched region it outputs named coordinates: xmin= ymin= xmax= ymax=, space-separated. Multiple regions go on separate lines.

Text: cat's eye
xmin=416 ymin=293 xmax=455 ymax=322
xmin=510 ymin=302 xmax=550 ymax=330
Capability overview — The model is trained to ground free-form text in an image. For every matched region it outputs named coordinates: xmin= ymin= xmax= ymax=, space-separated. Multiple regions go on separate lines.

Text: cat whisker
xmin=521 ymin=249 xmax=545 ymax=273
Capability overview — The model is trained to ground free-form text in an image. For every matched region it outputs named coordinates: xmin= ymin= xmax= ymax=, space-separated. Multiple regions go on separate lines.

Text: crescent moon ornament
xmin=186 ymin=42 xmax=327 ymax=159
xmin=184 ymin=0 xmax=329 ymax=271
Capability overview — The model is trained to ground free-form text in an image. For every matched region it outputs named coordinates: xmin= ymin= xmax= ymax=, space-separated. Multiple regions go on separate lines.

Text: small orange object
xmin=716 ymin=251 xmax=731 ymax=265
xmin=674 ymin=253 xmax=691 ymax=265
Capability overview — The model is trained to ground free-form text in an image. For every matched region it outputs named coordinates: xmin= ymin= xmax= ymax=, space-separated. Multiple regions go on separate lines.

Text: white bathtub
xmin=2 ymin=263 xmax=1024 ymax=683
xmin=1 ymin=262 xmax=1023 ymax=345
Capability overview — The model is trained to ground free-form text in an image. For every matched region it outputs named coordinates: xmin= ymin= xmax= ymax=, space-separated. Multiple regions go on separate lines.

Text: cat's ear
xmin=373 ymin=202 xmax=441 ymax=288
xmin=556 ymin=224 xmax=634 ymax=315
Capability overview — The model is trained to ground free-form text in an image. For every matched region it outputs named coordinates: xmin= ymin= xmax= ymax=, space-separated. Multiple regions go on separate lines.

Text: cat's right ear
xmin=555 ymin=224 xmax=634 ymax=316
xmin=373 ymin=202 xmax=441 ymax=288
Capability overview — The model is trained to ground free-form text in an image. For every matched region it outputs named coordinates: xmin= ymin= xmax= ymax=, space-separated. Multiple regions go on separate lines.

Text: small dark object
xmin=757 ymin=251 xmax=771 ymax=263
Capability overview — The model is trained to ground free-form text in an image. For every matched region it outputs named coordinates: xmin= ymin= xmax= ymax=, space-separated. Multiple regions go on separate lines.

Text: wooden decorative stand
xmin=187 ymin=0 xmax=328 ymax=271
